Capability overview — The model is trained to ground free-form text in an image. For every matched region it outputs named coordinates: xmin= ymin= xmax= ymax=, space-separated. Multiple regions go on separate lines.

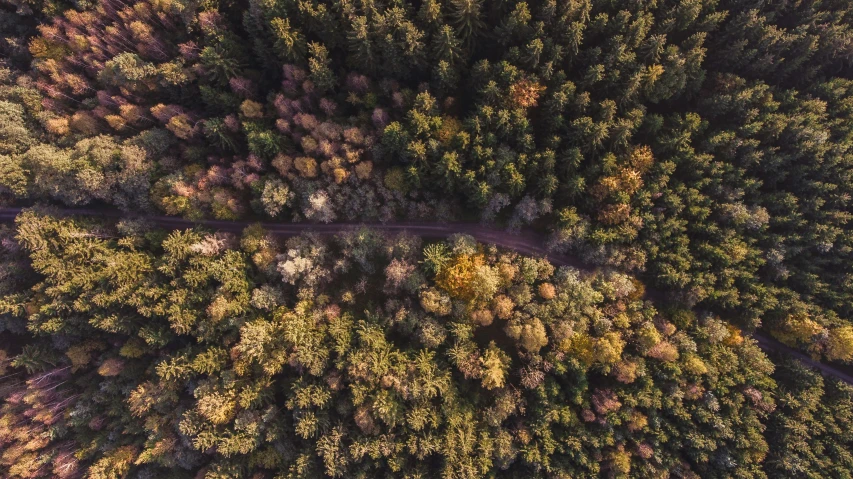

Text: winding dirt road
xmin=2 ymin=206 xmax=851 ymax=385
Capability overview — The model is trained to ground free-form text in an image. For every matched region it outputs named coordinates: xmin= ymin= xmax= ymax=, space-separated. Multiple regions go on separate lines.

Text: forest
xmin=2 ymin=0 xmax=853 ymax=476
xmin=1 ymin=211 xmax=852 ymax=478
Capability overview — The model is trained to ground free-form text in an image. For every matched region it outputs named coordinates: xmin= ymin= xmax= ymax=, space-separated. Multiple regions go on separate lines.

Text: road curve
xmin=1 ymin=206 xmax=851 ymax=385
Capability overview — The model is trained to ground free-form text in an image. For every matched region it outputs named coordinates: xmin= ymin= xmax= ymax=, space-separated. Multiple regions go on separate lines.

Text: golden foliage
xmin=435 ymin=253 xmax=485 ymax=300
xmin=595 ymin=332 xmax=626 ymax=366
xmin=773 ymin=313 xmax=822 ymax=348
xmin=419 ymin=288 xmax=452 ymax=316
xmin=119 ymin=104 xmax=145 ymax=123
xmin=166 ymin=114 xmax=194 ymax=140
xmin=480 ymin=343 xmax=509 ymax=390
xmin=567 ymin=332 xmax=625 ymax=368
xmin=629 ymin=145 xmax=655 ymax=173
xmin=29 ymin=37 xmax=68 ymax=60
xmin=683 ymin=354 xmax=708 ymax=375
xmin=331 ymin=167 xmax=348 ymax=184
xmin=437 ymin=116 xmax=462 ymax=146
xmin=627 ymin=410 xmax=648 ymax=432
xmin=65 ymin=341 xmax=104 ymax=372
xmin=613 ymin=359 xmax=638 ymax=384
xmin=87 ymin=446 xmax=137 ymax=479
xmin=104 ymin=114 xmax=127 ymax=131
xmin=826 ymin=326 xmax=853 ymax=362
xmin=492 ymin=295 xmax=515 ymax=320
xmin=723 ymin=323 xmax=744 ymax=346
xmin=538 ymin=282 xmax=556 ymax=300
xmin=591 ymin=175 xmax=622 ymax=201
xmin=98 ymin=358 xmax=125 ymax=377
xmin=240 ymin=100 xmax=265 ymax=118
xmin=517 ymin=318 xmax=548 ymax=353
xmin=619 ymin=168 xmax=644 ymax=195
xmin=44 ymin=117 xmax=70 ymax=136
xmin=566 ymin=332 xmax=594 ymax=364
xmin=294 ymin=156 xmax=318 ymax=178
xmin=197 ymin=391 xmax=237 ymax=425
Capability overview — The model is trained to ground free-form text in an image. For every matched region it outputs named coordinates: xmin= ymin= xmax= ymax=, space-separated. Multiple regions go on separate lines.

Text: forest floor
xmin=2 ymin=206 xmax=851 ymax=384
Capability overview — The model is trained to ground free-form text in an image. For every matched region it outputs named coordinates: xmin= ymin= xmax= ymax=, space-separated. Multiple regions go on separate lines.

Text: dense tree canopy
xmin=2 ymin=0 xmax=853 ymax=360
xmin=2 ymin=0 xmax=853 ymax=476
xmin=0 ymin=211 xmax=795 ymax=478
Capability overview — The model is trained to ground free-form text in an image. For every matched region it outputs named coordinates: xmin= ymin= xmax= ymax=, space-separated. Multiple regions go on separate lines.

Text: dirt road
xmin=2 ymin=206 xmax=850 ymax=384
